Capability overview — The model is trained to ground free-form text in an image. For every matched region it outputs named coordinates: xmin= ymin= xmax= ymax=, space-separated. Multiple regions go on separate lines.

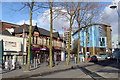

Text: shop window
xmin=100 ymin=48 xmax=105 ymax=51
xmin=87 ymin=47 xmax=89 ymax=52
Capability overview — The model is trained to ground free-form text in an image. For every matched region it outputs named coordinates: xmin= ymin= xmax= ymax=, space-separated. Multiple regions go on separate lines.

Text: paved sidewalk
xmin=96 ymin=63 xmax=120 ymax=78
xmin=84 ymin=61 xmax=120 ymax=79
xmin=2 ymin=61 xmax=94 ymax=79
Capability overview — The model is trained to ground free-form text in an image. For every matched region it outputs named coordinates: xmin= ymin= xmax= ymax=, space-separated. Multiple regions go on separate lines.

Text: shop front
xmin=0 ymin=35 xmax=27 ymax=69
xmin=3 ymin=51 xmax=27 ymax=65
xmin=31 ymin=47 xmax=49 ymax=64
xmin=31 ymin=47 xmax=63 ymax=63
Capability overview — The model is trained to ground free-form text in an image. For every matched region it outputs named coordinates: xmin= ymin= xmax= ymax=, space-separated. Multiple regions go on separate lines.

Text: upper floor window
xmin=99 ymin=37 xmax=106 ymax=47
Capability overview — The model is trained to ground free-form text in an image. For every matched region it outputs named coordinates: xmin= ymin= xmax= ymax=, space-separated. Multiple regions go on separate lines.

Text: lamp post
xmin=110 ymin=5 xmax=119 ymax=64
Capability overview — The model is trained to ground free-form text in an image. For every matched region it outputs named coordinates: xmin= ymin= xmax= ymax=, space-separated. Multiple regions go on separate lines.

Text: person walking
xmin=46 ymin=57 xmax=49 ymax=66
xmin=74 ymin=54 xmax=77 ymax=64
xmin=11 ymin=57 xmax=16 ymax=70
xmin=5 ymin=59 xmax=9 ymax=71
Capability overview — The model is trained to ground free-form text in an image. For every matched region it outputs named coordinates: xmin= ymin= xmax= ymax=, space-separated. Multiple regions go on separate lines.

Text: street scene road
xmin=1 ymin=1 xmax=120 ymax=80
xmin=28 ymin=59 xmax=119 ymax=79
xmin=2 ymin=59 xmax=117 ymax=80
xmin=31 ymin=69 xmax=90 ymax=78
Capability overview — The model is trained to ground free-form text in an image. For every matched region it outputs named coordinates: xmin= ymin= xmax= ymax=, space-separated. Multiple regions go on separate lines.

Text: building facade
xmin=1 ymin=21 xmax=66 ymax=66
xmin=13 ymin=23 xmax=66 ymax=62
xmin=64 ymin=31 xmax=73 ymax=50
xmin=72 ymin=23 xmax=112 ymax=56
xmin=0 ymin=22 xmax=27 ymax=65
xmin=0 ymin=34 xmax=27 ymax=65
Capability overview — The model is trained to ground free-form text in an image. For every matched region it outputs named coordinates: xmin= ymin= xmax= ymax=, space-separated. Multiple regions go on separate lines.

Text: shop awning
xmin=32 ymin=47 xmax=61 ymax=52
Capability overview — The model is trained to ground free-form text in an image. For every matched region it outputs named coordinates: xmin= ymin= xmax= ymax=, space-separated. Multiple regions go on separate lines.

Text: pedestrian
xmin=58 ymin=55 xmax=60 ymax=64
xmin=74 ymin=54 xmax=77 ymax=64
xmin=53 ymin=59 xmax=55 ymax=67
xmin=5 ymin=59 xmax=9 ymax=71
xmin=82 ymin=57 xmax=84 ymax=62
xmin=11 ymin=58 xmax=15 ymax=70
xmin=46 ymin=57 xmax=49 ymax=66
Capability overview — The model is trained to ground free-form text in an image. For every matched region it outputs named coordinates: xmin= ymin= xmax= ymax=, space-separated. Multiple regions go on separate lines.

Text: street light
xmin=110 ymin=5 xmax=119 ymax=64
xmin=110 ymin=5 xmax=120 ymax=17
xmin=110 ymin=5 xmax=117 ymax=9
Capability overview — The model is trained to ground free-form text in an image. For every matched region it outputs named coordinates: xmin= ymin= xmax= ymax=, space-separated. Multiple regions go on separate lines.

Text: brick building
xmin=1 ymin=21 xmax=66 ymax=65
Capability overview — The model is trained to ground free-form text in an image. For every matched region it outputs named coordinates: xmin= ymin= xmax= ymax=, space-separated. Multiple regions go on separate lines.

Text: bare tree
xmin=58 ymin=2 xmax=79 ymax=65
xmin=74 ymin=2 xmax=102 ymax=62
xmin=35 ymin=2 xmax=66 ymax=67
xmin=19 ymin=0 xmax=35 ymax=71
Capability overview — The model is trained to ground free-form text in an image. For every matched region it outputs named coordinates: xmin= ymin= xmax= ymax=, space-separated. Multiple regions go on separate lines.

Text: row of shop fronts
xmin=1 ymin=22 xmax=67 ymax=68
xmin=0 ymin=40 xmax=66 ymax=68
xmin=2 ymin=49 xmax=66 ymax=66
xmin=3 ymin=52 xmax=27 ymax=65
xmin=30 ymin=47 xmax=66 ymax=63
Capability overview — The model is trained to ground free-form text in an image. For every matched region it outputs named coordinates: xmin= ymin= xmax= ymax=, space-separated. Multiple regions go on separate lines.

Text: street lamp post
xmin=110 ymin=5 xmax=119 ymax=64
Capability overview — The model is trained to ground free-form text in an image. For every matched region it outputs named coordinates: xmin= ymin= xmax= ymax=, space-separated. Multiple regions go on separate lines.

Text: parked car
xmin=89 ymin=55 xmax=98 ymax=63
xmin=105 ymin=54 xmax=112 ymax=59
xmin=112 ymin=51 xmax=120 ymax=60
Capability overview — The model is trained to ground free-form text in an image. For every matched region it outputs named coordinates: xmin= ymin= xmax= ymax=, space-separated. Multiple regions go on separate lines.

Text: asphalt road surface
xmin=22 ymin=59 xmax=119 ymax=80
xmin=30 ymin=68 xmax=90 ymax=78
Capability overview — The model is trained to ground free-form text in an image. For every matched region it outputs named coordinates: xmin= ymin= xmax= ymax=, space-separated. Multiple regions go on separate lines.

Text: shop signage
xmin=40 ymin=48 xmax=46 ymax=50
xmin=3 ymin=41 xmax=21 ymax=52
xmin=4 ymin=41 xmax=16 ymax=47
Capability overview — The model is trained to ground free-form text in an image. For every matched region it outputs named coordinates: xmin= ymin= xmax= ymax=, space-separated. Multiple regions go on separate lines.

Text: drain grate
xmin=78 ymin=67 xmax=105 ymax=80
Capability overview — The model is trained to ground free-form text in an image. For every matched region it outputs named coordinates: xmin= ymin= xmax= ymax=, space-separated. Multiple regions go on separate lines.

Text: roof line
xmin=2 ymin=21 xmax=21 ymax=26
xmin=72 ymin=23 xmax=111 ymax=36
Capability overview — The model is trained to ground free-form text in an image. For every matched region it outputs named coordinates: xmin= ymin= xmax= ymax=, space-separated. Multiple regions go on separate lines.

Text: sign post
xmin=0 ymin=40 xmax=3 ymax=69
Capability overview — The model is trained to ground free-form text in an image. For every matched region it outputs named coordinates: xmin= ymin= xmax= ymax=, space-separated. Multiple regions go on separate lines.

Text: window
xmin=87 ymin=47 xmax=89 ymax=52
xmin=47 ymin=38 xmax=49 ymax=46
xmin=100 ymin=48 xmax=105 ymax=51
xmin=42 ymin=37 xmax=44 ymax=45
xmin=36 ymin=36 xmax=37 ymax=44
xmin=33 ymin=36 xmax=34 ymax=44
xmin=40 ymin=37 xmax=42 ymax=45
xmin=99 ymin=37 xmax=105 ymax=46
xmin=37 ymin=37 xmax=40 ymax=44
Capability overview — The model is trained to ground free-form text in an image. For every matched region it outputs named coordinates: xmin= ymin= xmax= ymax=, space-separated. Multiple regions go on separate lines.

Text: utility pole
xmin=26 ymin=0 xmax=34 ymax=71
xmin=49 ymin=2 xmax=53 ymax=68
xmin=92 ymin=27 xmax=95 ymax=55
xmin=84 ymin=28 xmax=88 ymax=62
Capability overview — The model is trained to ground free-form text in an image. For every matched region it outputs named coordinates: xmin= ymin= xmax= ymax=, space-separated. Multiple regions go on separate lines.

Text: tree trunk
xmin=49 ymin=2 xmax=53 ymax=68
xmin=66 ymin=15 xmax=72 ymax=65
xmin=26 ymin=7 xmax=33 ymax=71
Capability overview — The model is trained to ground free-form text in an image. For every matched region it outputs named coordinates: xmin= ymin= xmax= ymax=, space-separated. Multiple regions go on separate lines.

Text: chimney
xmin=53 ymin=29 xmax=57 ymax=33
xmin=23 ymin=22 xmax=27 ymax=31
xmin=23 ymin=22 xmax=27 ymax=27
